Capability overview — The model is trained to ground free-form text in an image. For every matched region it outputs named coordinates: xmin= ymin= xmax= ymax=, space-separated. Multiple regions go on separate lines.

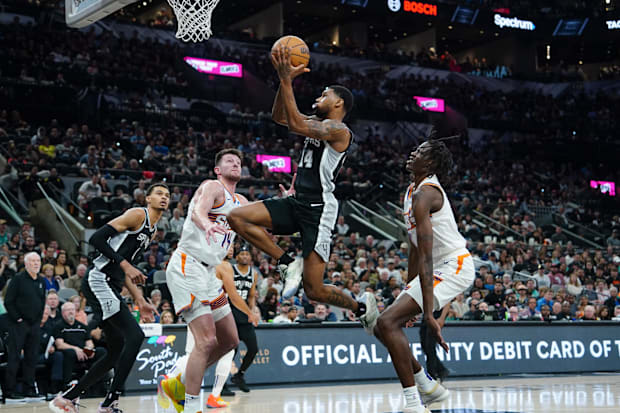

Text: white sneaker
xmin=48 ymin=394 xmax=79 ymax=413
xmin=419 ymin=381 xmax=450 ymax=405
xmin=359 ymin=292 xmax=379 ymax=335
xmin=280 ymin=257 xmax=303 ymax=299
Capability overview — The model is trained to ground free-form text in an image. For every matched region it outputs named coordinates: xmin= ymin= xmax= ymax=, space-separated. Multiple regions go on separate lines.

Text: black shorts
xmin=263 ymin=194 xmax=338 ymax=262
xmin=82 ymin=268 xmax=125 ymax=327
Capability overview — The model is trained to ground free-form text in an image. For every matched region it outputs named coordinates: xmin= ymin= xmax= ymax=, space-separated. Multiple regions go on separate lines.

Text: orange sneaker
xmin=206 ymin=394 xmax=229 ymax=408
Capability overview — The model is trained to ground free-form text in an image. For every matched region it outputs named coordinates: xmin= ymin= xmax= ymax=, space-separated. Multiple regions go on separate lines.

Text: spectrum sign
xmin=387 ymin=0 xmax=437 ymax=16
xmin=494 ymin=14 xmax=536 ymax=31
xmin=184 ymin=57 xmax=243 ymax=78
xmin=413 ymin=96 xmax=445 ymax=113
xmin=256 ymin=154 xmax=292 ymax=173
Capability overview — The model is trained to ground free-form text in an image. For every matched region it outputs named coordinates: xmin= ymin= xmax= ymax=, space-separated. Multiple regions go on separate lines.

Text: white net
xmin=167 ymin=0 xmax=220 ymax=42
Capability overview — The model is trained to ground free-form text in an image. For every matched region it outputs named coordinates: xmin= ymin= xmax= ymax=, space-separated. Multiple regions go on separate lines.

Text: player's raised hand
xmin=279 ymin=172 xmax=297 ymax=197
xmin=139 ymin=300 xmax=158 ymax=323
xmin=271 ymin=45 xmax=310 ymax=80
xmin=205 ymin=222 xmax=227 ymax=244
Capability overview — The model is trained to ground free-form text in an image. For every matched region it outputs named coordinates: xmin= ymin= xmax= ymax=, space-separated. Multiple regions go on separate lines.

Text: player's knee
xmin=226 ymin=209 xmax=243 ymax=230
xmin=376 ymin=314 xmax=392 ymax=335
xmin=194 ymin=335 xmax=219 ymax=355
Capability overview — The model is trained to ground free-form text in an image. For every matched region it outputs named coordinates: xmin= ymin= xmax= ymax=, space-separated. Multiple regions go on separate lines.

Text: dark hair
xmin=146 ymin=182 xmax=170 ymax=196
xmin=329 ymin=85 xmax=354 ymax=116
xmin=215 ymin=148 xmax=243 ymax=166
xmin=424 ymin=139 xmax=453 ymax=181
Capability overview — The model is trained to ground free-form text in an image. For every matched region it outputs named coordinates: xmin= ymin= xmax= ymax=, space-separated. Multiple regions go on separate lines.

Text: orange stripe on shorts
xmin=456 ymin=253 xmax=471 ymax=275
xmin=181 ymin=252 xmax=187 ymax=276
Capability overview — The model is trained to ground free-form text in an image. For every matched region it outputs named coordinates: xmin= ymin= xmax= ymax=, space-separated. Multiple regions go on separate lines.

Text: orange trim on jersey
xmin=211 ymin=199 xmax=225 ymax=209
xmin=455 ymin=253 xmax=471 ymax=275
xmin=433 ymin=274 xmax=443 ymax=287
xmin=176 ymin=294 xmax=196 ymax=315
xmin=181 ymin=253 xmax=187 ymax=276
xmin=408 ymin=224 xmax=416 ymax=231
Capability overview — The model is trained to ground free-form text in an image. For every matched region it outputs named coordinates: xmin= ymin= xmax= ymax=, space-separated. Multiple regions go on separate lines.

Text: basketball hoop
xmin=166 ymin=0 xmax=220 ymax=42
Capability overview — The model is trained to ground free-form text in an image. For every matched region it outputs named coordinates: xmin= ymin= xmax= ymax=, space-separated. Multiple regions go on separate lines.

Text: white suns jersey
xmin=177 ymin=180 xmax=241 ymax=266
xmin=403 ymin=175 xmax=466 ymax=262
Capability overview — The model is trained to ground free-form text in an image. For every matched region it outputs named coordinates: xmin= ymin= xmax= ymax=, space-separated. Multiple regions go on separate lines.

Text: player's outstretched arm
xmin=272 ymin=85 xmax=317 ymax=126
xmin=217 ymin=261 xmax=259 ymax=326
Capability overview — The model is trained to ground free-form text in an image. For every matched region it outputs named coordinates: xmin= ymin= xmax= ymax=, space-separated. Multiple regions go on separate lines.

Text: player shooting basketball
xmin=227 ymin=44 xmax=378 ymax=326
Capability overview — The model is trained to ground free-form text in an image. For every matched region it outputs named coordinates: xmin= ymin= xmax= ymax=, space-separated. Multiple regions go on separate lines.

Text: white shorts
xmin=399 ymin=249 xmax=475 ymax=312
xmin=166 ymin=249 xmax=230 ymax=324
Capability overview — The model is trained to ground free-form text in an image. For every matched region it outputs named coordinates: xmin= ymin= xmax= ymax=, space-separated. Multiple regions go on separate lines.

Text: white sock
xmin=414 ymin=367 xmax=435 ymax=392
xmin=212 ymin=350 xmax=234 ymax=397
xmin=168 ymin=354 xmax=189 ymax=384
xmin=403 ymin=385 xmax=423 ymax=409
xmin=184 ymin=393 xmax=201 ymax=413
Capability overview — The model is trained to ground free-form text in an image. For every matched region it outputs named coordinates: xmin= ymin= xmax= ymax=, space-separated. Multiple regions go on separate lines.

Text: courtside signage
xmin=184 ymin=57 xmax=243 ymax=78
xmin=387 ymin=0 xmax=437 ymax=16
xmin=414 ymin=96 xmax=445 ymax=112
xmin=590 ymin=180 xmax=616 ymax=196
xmin=494 ymin=14 xmax=536 ymax=31
xmin=256 ymin=154 xmax=292 ymax=173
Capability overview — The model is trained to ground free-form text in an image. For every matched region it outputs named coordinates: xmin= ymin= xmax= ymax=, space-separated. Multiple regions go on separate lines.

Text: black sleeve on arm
xmin=89 ymin=224 xmax=126 ymax=265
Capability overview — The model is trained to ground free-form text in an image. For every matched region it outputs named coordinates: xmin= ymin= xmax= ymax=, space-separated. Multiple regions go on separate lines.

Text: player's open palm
xmin=426 ymin=316 xmax=449 ymax=353
xmin=205 ymin=223 xmax=227 ymax=244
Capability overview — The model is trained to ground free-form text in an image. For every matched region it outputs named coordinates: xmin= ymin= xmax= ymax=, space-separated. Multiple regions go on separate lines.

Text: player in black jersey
xmin=229 ymin=244 xmax=258 ymax=392
xmin=49 ymin=183 xmax=169 ymax=413
xmin=228 ymin=46 xmax=375 ymax=324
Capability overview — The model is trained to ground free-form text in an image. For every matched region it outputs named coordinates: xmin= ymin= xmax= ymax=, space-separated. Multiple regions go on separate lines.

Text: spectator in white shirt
xmin=336 ymin=215 xmax=349 ymax=235
xmin=168 ymin=208 xmax=185 ymax=236
xmin=77 ymin=174 xmax=102 ymax=207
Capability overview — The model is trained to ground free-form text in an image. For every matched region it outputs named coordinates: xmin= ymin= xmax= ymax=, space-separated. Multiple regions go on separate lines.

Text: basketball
xmin=271 ymin=35 xmax=310 ymax=67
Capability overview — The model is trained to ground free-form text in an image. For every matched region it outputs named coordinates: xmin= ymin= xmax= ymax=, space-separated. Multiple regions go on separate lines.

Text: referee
xmin=4 ymin=251 xmax=46 ymax=400
xmin=230 ymin=245 xmax=259 ymax=392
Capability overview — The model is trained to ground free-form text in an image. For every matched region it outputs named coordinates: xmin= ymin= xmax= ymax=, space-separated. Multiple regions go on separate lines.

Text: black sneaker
xmin=231 ymin=373 xmax=250 ymax=393
xmin=221 ymin=384 xmax=236 ymax=397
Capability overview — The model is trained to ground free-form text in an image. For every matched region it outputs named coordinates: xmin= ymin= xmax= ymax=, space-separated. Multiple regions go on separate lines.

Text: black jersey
xmin=90 ymin=208 xmax=156 ymax=290
xmin=230 ymin=264 xmax=254 ymax=325
xmin=295 ymin=128 xmax=353 ymax=198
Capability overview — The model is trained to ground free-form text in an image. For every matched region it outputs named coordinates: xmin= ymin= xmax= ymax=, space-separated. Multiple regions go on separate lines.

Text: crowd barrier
xmin=126 ymin=321 xmax=620 ymax=392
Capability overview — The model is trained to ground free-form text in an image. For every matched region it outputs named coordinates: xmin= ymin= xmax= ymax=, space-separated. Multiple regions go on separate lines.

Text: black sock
xmin=355 ymin=302 xmax=367 ymax=317
xmin=277 ymin=253 xmax=293 ymax=266
xmin=101 ymin=390 xmax=122 ymax=407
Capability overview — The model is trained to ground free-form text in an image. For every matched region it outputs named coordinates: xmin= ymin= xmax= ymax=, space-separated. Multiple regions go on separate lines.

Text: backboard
xmin=65 ymin=0 xmax=137 ymax=28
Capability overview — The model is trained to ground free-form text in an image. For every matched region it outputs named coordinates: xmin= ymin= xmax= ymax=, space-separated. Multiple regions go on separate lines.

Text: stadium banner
xmin=183 ymin=56 xmax=243 ymax=78
xmin=126 ymin=322 xmax=620 ymax=391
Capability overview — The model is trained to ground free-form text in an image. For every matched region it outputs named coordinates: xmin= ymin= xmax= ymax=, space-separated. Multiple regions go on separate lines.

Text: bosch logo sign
xmin=389 ymin=0 xmax=437 ymax=16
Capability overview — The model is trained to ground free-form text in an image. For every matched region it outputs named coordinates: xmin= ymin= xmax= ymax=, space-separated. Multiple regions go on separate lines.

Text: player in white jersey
xmin=165 ymin=148 xmax=249 ymax=413
xmin=365 ymin=140 xmax=475 ymax=413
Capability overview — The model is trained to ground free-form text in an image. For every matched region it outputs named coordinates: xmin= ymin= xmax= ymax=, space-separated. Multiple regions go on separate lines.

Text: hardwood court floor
xmin=4 ymin=373 xmax=619 ymax=412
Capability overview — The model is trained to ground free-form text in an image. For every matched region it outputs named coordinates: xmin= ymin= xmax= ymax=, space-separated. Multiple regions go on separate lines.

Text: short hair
xmin=42 ymin=263 xmax=54 ymax=273
xmin=423 ymin=139 xmax=454 ymax=181
xmin=46 ymin=290 xmax=58 ymax=297
xmin=329 ymin=85 xmax=354 ymax=116
xmin=146 ymin=182 xmax=170 ymax=196
xmin=215 ymin=149 xmax=243 ymax=166
xmin=61 ymin=302 xmax=75 ymax=312
xmin=24 ymin=251 xmax=39 ymax=264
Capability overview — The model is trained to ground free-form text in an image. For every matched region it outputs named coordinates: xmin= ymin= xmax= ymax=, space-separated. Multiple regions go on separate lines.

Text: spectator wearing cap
xmin=4 ymin=251 xmax=46 ymax=399
xmin=533 ymin=265 xmax=551 ymax=289
xmin=273 ymin=301 xmax=295 ymax=323
xmin=0 ymin=219 xmax=8 ymax=247
xmin=386 ymin=259 xmax=402 ymax=284
xmin=515 ymin=284 xmax=529 ymax=306
xmin=396 ymin=242 xmax=408 ymax=260
xmin=64 ymin=264 xmax=87 ymax=293
xmin=548 ymin=263 xmax=565 ymax=287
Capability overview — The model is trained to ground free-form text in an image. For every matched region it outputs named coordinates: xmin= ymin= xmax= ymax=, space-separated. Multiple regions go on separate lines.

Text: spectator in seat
xmin=160 ymin=310 xmax=175 ymax=324
xmin=451 ymin=293 xmax=468 ymax=319
xmin=53 ymin=302 xmax=106 ymax=388
xmin=38 ymin=304 xmax=64 ymax=396
xmin=272 ymin=301 xmax=294 ymax=324
xmin=70 ymin=295 xmax=88 ymax=325
xmin=551 ymin=227 xmax=568 ymax=245
xmin=485 ymin=281 xmax=505 ymax=308
xmin=77 ymin=174 xmax=102 ymax=208
xmin=64 ymin=264 xmax=87 ymax=293
xmin=150 ymin=289 xmax=162 ymax=309
xmin=143 ymin=242 xmax=164 ymax=266
xmin=335 ymin=215 xmax=349 ymax=236
xmin=4 ymin=252 xmax=46 ymax=399
xmin=168 ymin=207 xmax=185 ymax=236
xmin=53 ymin=250 xmax=72 ymax=279
xmin=606 ymin=229 xmax=620 ymax=247
xmin=520 ymin=297 xmax=540 ymax=319
xmin=474 ymin=302 xmax=500 ymax=321
xmin=259 ymin=288 xmax=278 ymax=321
xmin=42 ymin=263 xmax=62 ymax=291
xmin=506 ymin=306 xmax=520 ymax=322
xmin=462 ymin=299 xmax=480 ymax=320
xmin=533 ymin=265 xmax=551 ymax=288
xmin=581 ymin=305 xmax=598 ymax=321
xmin=46 ymin=290 xmax=61 ymax=325
xmin=536 ymin=289 xmax=555 ymax=312
xmin=597 ymin=306 xmax=611 ymax=320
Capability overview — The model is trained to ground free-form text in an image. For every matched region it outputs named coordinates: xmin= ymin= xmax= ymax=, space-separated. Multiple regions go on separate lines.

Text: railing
xmin=555 ymin=213 xmax=606 ymax=244
xmin=36 ymin=182 xmax=80 ymax=247
xmin=472 ymin=210 xmax=526 ymax=241
xmin=552 ymin=224 xmax=604 ymax=249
